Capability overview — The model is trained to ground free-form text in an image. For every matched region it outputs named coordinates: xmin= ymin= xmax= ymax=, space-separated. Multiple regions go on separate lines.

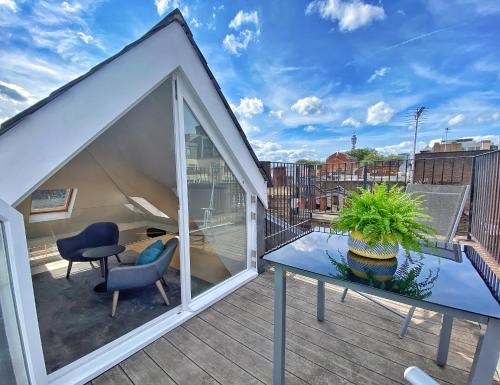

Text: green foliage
xmin=296 ymin=159 xmax=324 ymax=165
xmin=347 ymin=148 xmax=379 ymax=161
xmin=347 ymin=147 xmax=405 ymax=162
xmin=331 ymin=183 xmax=436 ymax=253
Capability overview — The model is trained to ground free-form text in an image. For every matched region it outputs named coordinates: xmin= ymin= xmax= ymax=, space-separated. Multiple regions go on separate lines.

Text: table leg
xmin=436 ymin=314 xmax=453 ymax=367
xmin=104 ymin=257 xmax=109 ymax=278
xmin=273 ymin=265 xmax=286 ymax=385
xmin=468 ymin=317 xmax=500 ymax=385
xmin=317 ymin=280 xmax=325 ymax=322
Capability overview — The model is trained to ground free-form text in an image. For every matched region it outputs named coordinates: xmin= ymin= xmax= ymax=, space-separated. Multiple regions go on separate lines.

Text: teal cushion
xmin=136 ymin=240 xmax=164 ymax=265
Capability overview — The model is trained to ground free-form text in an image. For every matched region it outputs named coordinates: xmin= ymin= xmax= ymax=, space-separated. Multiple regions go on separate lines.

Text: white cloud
xmin=467 ymin=135 xmax=500 ymax=145
xmin=76 ymin=31 xmax=93 ymax=44
xmin=448 ymin=114 xmax=465 ymax=126
xmin=229 ymin=10 xmax=259 ymax=30
xmin=341 ymin=117 xmax=361 ymax=128
xmin=223 ymin=10 xmax=260 ymax=55
xmin=153 ymin=0 xmax=187 ymax=16
xmin=269 ymin=110 xmax=284 ymax=119
xmin=412 ymin=64 xmax=473 ymax=86
xmin=0 ymin=0 xmax=17 ymax=12
xmin=304 ymin=125 xmax=318 ymax=132
xmin=223 ymin=30 xmax=255 ymax=55
xmin=189 ymin=17 xmax=202 ymax=28
xmin=250 ymin=139 xmax=318 ymax=162
xmin=291 ymin=96 xmax=323 ymax=115
xmin=366 ymin=101 xmax=395 ymax=125
xmin=306 ymin=0 xmax=385 ymax=32
xmin=477 ymin=112 xmax=500 ymax=123
xmin=61 ymin=1 xmax=82 ymax=13
xmin=154 ymin=0 xmax=170 ymax=15
xmin=376 ymin=140 xmax=426 ymax=155
xmin=0 ymin=80 xmax=34 ymax=103
xmin=367 ymin=67 xmax=389 ymax=83
xmin=240 ymin=120 xmax=260 ymax=134
xmin=397 ymin=9 xmax=406 ymax=16
xmin=230 ymin=97 xmax=264 ymax=118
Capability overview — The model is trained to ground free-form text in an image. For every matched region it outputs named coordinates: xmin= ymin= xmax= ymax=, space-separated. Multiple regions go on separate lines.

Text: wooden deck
xmin=90 ymin=269 xmax=499 ymax=385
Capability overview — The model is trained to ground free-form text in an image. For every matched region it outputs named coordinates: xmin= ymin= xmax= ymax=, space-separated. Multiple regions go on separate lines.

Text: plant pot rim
xmin=350 ymin=230 xmax=397 ymax=243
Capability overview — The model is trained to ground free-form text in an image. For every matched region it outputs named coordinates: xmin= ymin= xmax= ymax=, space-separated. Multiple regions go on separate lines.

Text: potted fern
xmin=332 ymin=183 xmax=435 ymax=259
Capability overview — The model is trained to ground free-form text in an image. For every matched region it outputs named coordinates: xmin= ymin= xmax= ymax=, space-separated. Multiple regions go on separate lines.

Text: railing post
xmin=363 ymin=163 xmax=368 ymax=190
xmin=467 ymin=156 xmax=476 ymax=240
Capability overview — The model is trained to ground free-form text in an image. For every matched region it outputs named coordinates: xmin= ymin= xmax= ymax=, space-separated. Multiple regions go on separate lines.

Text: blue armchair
xmin=107 ymin=237 xmax=178 ymax=317
xmin=56 ymin=222 xmax=121 ymax=279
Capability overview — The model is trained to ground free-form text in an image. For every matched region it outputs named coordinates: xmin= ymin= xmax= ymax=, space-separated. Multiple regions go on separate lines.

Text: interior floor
xmin=31 ymin=246 xmax=211 ymax=374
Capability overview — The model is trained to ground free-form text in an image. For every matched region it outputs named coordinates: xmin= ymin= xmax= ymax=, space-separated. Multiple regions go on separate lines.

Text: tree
xmin=347 ymin=148 xmax=404 ymax=162
xmin=296 ymin=159 xmax=324 ymax=165
xmin=347 ymin=148 xmax=379 ymax=161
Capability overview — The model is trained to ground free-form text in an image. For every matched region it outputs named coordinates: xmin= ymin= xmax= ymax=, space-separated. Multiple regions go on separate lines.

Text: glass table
xmin=264 ymin=232 xmax=500 ymax=385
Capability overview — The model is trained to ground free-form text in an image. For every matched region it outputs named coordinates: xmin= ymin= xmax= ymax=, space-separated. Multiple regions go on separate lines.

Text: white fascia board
xmin=0 ymin=22 xmax=265 ymax=207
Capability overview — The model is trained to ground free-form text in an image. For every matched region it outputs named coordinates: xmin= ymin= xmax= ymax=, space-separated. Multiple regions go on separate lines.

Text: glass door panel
xmin=0 ymin=223 xmax=29 ymax=385
xmin=183 ymin=103 xmax=247 ymax=297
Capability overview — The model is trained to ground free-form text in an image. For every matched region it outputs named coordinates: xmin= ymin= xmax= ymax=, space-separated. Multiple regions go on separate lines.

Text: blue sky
xmin=1 ymin=0 xmax=500 ymax=162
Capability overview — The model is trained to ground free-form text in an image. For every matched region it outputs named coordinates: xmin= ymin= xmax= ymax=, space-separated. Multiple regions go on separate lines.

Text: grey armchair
xmin=107 ymin=238 xmax=178 ymax=317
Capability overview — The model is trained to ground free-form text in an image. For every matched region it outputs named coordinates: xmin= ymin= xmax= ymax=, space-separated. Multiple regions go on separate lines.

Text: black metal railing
xmin=262 ymin=162 xmax=313 ymax=252
xmin=261 ymin=154 xmax=482 ymax=253
xmin=469 ymin=150 xmax=500 ymax=263
xmin=414 ymin=156 xmax=473 ymax=185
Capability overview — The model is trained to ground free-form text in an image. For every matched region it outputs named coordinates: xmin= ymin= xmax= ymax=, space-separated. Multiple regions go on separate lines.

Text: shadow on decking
xmin=90 ymin=269 xmax=499 ymax=385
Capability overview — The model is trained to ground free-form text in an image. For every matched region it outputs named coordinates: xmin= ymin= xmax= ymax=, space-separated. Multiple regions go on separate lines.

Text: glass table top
xmin=264 ymin=231 xmax=500 ymax=319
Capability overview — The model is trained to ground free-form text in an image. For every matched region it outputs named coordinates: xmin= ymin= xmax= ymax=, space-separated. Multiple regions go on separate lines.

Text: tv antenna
xmin=444 ymin=127 xmax=450 ymax=152
xmin=406 ymin=106 xmax=427 ymax=183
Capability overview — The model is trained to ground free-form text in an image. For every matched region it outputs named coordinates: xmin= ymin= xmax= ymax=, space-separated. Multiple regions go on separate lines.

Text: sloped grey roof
xmin=0 ymin=9 xmax=266 ymax=180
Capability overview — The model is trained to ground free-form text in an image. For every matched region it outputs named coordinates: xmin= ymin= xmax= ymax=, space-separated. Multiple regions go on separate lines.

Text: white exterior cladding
xmin=0 ymin=14 xmax=265 ymax=385
xmin=0 ymin=20 xmax=267 ymax=207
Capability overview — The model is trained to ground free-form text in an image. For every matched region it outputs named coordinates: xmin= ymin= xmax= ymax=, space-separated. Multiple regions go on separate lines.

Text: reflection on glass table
xmin=264 ymin=232 xmax=500 ymax=385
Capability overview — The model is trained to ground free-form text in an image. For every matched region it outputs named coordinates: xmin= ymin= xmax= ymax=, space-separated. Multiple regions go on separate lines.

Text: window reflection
xmin=183 ymin=102 xmax=247 ymax=297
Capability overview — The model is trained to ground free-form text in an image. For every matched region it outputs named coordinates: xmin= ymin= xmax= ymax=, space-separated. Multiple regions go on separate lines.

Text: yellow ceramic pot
xmin=347 ymin=230 xmax=398 ymax=259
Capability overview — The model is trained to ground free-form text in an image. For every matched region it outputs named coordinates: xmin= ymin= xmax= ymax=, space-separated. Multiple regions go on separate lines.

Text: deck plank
xmin=92 ymin=366 xmax=133 ymax=385
xmin=255 ymin=274 xmax=480 ymax=348
xmin=165 ymin=325 xmax=264 ymax=385
xmin=232 ymin=282 xmax=467 ymax=385
xmin=120 ymin=350 xmax=176 ymax=385
xmin=200 ymin=305 xmax=372 ymax=385
xmin=242 ymin=279 xmax=475 ymax=371
xmin=184 ymin=315 xmax=309 ymax=385
xmin=144 ymin=337 xmax=218 ymax=385
xmin=91 ymin=270 xmax=498 ymax=385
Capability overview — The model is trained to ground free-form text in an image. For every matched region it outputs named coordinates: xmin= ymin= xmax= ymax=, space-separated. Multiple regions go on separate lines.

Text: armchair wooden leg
xmin=155 ymin=280 xmax=170 ymax=306
xmin=111 ymin=291 xmax=119 ymax=317
xmin=66 ymin=261 xmax=73 ymax=279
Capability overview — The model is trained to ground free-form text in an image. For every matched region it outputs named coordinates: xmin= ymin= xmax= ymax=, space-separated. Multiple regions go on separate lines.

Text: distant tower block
xmin=351 ymin=133 xmax=357 ymax=150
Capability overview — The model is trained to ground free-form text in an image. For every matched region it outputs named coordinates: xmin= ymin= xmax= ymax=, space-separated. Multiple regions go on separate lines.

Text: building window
xmin=30 ymin=189 xmax=74 ymax=214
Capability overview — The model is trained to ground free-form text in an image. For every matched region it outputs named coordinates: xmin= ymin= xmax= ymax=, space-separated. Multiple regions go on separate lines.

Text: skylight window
xmin=30 ymin=189 xmax=74 ymax=214
xmin=130 ymin=197 xmax=169 ymax=218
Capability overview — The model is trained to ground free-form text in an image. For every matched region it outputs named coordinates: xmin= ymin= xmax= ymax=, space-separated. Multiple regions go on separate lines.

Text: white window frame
xmin=0 ymin=197 xmax=47 ymax=385
xmin=174 ymin=70 xmax=258 ymax=309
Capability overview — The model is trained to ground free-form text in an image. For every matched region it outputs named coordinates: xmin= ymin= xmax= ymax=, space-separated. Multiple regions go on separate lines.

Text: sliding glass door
xmin=183 ymin=102 xmax=247 ymax=297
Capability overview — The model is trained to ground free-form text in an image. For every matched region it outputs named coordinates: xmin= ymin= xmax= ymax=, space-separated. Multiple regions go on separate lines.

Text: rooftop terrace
xmin=89 ymin=269 xmax=499 ymax=385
